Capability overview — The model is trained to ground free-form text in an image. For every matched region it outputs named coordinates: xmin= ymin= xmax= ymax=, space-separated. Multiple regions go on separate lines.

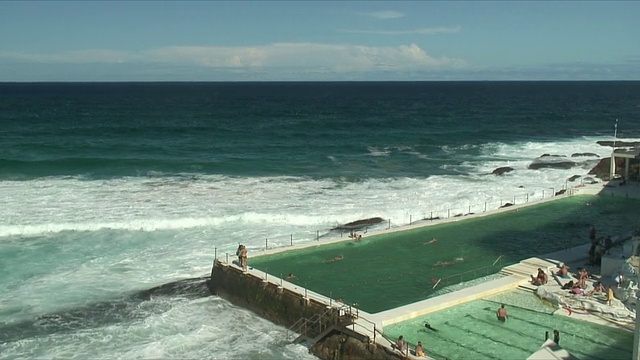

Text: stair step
xmin=518 ymin=283 xmax=539 ymax=292
xmin=502 ymin=266 xmax=537 ymax=276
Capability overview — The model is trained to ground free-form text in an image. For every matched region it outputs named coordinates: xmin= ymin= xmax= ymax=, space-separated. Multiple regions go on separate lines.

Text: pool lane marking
xmin=445 ymin=320 xmax=535 ymax=354
xmin=414 ymin=324 xmax=498 ymax=360
xmin=481 ymin=307 xmax=631 ymax=354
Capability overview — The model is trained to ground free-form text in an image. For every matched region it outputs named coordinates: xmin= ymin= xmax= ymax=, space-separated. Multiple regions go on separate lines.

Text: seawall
xmin=207 ymin=260 xmax=404 ymax=360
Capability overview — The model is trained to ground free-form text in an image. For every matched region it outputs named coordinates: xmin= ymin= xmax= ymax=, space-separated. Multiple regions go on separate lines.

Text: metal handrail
xmin=432 ymin=257 xmax=505 ymax=290
xmin=213 ymin=185 xmax=575 ymax=258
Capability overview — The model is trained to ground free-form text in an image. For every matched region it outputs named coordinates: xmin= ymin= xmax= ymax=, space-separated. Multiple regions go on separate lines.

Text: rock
xmin=587 ymin=157 xmax=625 ymax=180
xmin=567 ymin=175 xmax=581 ymax=182
xmin=492 ymin=166 xmax=514 ymax=175
xmin=597 ymin=141 xmax=640 ymax=148
xmin=500 ymin=203 xmax=513 ymax=208
xmin=555 ymin=189 xmax=566 ymax=196
xmin=332 ymin=217 xmax=385 ymax=231
xmin=528 ymin=156 xmax=575 ymax=170
xmin=540 ymin=154 xmax=567 ymax=158
xmin=571 ymin=153 xmax=600 ymax=158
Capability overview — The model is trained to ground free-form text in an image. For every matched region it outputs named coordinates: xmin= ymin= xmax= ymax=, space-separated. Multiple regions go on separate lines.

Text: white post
xmin=611 ymin=119 xmax=618 ymax=180
xmin=633 ymin=291 xmax=640 ymax=360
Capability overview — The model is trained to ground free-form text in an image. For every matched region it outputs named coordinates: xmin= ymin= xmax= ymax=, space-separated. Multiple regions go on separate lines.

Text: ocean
xmin=0 ymin=81 xmax=639 ymax=359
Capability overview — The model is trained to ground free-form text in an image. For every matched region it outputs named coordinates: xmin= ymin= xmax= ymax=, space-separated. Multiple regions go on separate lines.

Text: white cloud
xmin=0 ymin=43 xmax=465 ymax=72
xmin=341 ymin=26 xmax=461 ymax=35
xmin=364 ymin=10 xmax=405 ymax=20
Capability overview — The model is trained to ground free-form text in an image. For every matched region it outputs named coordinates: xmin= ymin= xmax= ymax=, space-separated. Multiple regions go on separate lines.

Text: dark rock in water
xmin=136 ymin=276 xmax=211 ymax=299
xmin=528 ymin=156 xmax=575 ymax=170
xmin=492 ymin=166 xmax=514 ymax=175
xmin=540 ymin=154 xmax=567 ymax=158
xmin=332 ymin=217 xmax=385 ymax=231
xmin=518 ymin=185 xmax=525 ymax=188
xmin=500 ymin=202 xmax=513 ymax=208
xmin=597 ymin=141 xmax=640 ymax=148
xmin=571 ymin=152 xmax=600 ymax=158
xmin=555 ymin=189 xmax=566 ymax=196
xmin=567 ymin=175 xmax=581 ymax=182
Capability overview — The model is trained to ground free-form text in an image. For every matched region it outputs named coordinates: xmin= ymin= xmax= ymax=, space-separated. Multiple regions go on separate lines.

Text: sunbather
xmin=531 ymin=268 xmax=548 ymax=285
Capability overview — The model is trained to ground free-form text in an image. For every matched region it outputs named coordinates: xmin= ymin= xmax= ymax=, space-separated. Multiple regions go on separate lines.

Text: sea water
xmin=0 ymin=81 xmax=639 ymax=359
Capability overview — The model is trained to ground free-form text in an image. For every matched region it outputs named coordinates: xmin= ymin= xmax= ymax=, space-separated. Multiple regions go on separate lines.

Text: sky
xmin=0 ymin=1 xmax=639 ymax=82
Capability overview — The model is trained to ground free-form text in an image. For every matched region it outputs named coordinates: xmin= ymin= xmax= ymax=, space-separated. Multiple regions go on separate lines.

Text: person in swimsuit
xmin=496 ymin=304 xmax=508 ymax=322
xmin=240 ymin=245 xmax=248 ymax=271
xmin=415 ymin=341 xmax=426 ymax=357
xmin=284 ymin=273 xmax=297 ymax=280
xmin=325 ymin=255 xmax=344 ymax=263
xmin=394 ymin=335 xmax=408 ymax=354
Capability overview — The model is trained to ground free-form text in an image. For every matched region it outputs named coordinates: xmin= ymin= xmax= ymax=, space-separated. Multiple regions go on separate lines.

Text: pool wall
xmin=207 ymin=260 xmax=404 ymax=360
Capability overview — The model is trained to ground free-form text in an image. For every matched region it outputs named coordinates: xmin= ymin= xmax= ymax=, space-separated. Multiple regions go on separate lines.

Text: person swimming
xmin=325 ymin=255 xmax=344 ymax=263
xmin=424 ymin=322 xmax=438 ymax=332
xmin=423 ymin=238 xmax=438 ymax=245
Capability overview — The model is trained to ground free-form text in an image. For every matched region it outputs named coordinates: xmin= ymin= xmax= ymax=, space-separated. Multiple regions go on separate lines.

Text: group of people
xmin=348 ymin=230 xmax=363 ymax=241
xmin=235 ymin=244 xmax=248 ymax=271
xmin=394 ymin=335 xmax=427 ymax=357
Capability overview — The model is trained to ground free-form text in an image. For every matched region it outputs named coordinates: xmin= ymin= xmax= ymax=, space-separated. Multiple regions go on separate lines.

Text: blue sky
xmin=1 ymin=1 xmax=638 ymax=81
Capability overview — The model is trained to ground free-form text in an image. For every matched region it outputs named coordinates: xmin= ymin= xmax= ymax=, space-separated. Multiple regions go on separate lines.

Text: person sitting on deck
xmin=576 ymin=268 xmax=589 ymax=289
xmin=586 ymin=282 xmax=605 ymax=296
xmin=571 ymin=284 xmax=584 ymax=295
xmin=530 ymin=268 xmax=548 ymax=285
xmin=557 ymin=263 xmax=570 ymax=278
xmin=562 ymin=280 xmax=575 ymax=290
xmin=394 ymin=335 xmax=408 ymax=354
xmin=415 ymin=341 xmax=426 ymax=357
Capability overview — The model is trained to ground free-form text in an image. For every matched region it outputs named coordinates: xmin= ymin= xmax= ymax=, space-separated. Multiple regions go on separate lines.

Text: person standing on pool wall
xmin=496 ymin=304 xmax=508 ymax=322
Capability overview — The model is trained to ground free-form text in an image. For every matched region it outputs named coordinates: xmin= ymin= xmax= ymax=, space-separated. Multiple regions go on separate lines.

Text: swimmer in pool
xmin=496 ymin=304 xmax=508 ymax=322
xmin=325 ymin=255 xmax=344 ymax=263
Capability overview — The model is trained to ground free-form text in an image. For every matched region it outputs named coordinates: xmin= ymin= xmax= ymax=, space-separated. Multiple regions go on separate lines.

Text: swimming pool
xmin=249 ymin=195 xmax=640 ymax=313
xmin=382 ymin=290 xmax=633 ymax=360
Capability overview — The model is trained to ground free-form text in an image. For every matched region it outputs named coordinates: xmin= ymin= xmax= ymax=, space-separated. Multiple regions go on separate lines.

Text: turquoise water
xmin=383 ymin=290 xmax=633 ymax=360
xmin=249 ymin=194 xmax=640 ymax=313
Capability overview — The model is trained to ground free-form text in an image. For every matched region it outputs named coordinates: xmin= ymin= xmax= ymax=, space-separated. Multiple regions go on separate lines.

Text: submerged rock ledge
xmin=332 ymin=217 xmax=385 ymax=231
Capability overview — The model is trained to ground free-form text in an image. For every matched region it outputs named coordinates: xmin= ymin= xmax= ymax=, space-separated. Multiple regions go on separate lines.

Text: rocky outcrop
xmin=597 ymin=141 xmax=640 ymax=148
xmin=492 ymin=166 xmax=514 ymax=175
xmin=567 ymin=175 xmax=581 ymax=182
xmin=332 ymin=217 xmax=385 ymax=231
xmin=528 ymin=155 xmax=575 ymax=170
xmin=588 ymin=157 xmax=625 ymax=180
xmin=571 ymin=153 xmax=600 ymax=158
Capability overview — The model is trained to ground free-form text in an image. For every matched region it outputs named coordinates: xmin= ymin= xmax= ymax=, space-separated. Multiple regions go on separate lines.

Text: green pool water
xmin=249 ymin=195 xmax=640 ymax=313
xmin=383 ymin=290 xmax=633 ymax=360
